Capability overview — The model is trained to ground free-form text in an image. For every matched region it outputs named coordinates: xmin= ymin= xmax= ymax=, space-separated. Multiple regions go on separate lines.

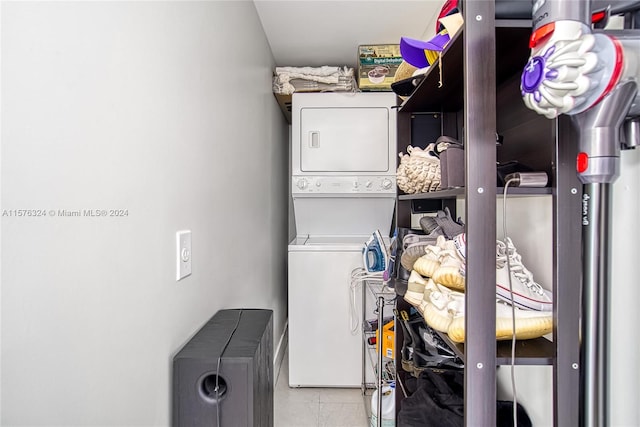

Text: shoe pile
xmin=399 ymin=207 xmax=465 ymax=275
xmin=403 ymin=211 xmax=553 ymax=344
xmin=395 ymin=308 xmax=463 ymax=378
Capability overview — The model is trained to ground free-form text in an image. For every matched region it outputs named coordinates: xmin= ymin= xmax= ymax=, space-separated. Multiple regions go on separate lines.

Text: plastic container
xmin=370 ymin=384 xmax=395 ymax=427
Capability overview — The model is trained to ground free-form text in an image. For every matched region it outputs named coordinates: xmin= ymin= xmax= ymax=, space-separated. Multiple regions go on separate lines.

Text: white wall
xmin=456 ymin=196 xmax=555 ymax=426
xmin=254 ymin=0 xmax=442 ymax=68
xmin=610 ymin=148 xmax=640 ymax=427
xmin=495 ymin=196 xmax=554 ymax=427
xmin=0 ymin=1 xmax=289 ymax=425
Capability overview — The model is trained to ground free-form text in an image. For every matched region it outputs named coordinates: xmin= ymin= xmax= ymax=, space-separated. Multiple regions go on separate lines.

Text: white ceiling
xmin=253 ymin=0 xmax=444 ymax=68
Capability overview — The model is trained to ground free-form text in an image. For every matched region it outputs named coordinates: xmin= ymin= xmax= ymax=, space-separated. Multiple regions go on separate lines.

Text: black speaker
xmin=172 ymin=309 xmax=274 ymax=427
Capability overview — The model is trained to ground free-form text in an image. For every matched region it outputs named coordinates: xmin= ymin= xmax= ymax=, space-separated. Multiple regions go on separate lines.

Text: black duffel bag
xmin=398 ymin=368 xmax=533 ymax=427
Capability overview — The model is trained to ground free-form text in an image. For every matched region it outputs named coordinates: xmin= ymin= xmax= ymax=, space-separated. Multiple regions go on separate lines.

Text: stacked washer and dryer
xmin=288 ymin=92 xmax=397 ymax=387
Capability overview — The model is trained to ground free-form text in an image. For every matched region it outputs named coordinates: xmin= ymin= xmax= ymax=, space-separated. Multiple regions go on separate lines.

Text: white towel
xmin=274 ymin=66 xmax=354 ymax=95
xmin=275 ymin=66 xmax=342 ymax=77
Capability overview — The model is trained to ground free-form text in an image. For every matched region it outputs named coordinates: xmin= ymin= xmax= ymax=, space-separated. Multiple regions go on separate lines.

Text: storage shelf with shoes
xmin=392 ymin=2 xmax=582 ymax=425
xmin=399 ymin=230 xmax=555 ymax=366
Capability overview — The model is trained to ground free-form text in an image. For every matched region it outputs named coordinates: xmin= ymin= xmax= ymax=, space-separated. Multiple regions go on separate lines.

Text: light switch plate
xmin=176 ymin=230 xmax=192 ymax=281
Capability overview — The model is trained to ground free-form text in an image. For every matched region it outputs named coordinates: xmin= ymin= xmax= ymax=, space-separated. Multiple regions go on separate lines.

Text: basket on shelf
xmin=396 ymin=144 xmax=441 ymax=194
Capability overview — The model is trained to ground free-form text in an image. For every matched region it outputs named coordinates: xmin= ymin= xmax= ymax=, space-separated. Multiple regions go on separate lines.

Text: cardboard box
xmin=375 ymin=320 xmax=395 ymax=359
xmin=274 ymin=93 xmax=292 ymax=123
xmin=358 ymin=44 xmax=403 ymax=91
xmin=272 ymin=73 xmax=356 ymax=124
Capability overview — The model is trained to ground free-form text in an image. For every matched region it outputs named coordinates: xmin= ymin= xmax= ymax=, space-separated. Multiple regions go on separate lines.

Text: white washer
xmin=288 ymin=93 xmax=396 ymax=387
xmin=288 ymin=235 xmax=371 ymax=387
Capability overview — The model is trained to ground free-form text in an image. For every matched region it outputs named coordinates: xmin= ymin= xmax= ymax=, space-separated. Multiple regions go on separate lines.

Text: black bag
xmin=398 ymin=369 xmax=464 ymax=427
xmin=398 ymin=369 xmax=533 ymax=427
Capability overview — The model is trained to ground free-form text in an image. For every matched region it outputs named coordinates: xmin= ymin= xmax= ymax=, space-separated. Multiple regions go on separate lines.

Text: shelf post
xmin=552 ymin=117 xmax=582 ymax=426
xmin=376 ymin=295 xmax=384 ymax=427
xmin=462 ymin=1 xmax=497 ymax=426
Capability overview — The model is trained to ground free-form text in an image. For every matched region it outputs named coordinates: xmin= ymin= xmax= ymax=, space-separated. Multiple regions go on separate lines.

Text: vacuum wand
xmin=580 ymin=182 xmax=611 ymax=427
xmin=573 ymin=78 xmax=637 ymax=427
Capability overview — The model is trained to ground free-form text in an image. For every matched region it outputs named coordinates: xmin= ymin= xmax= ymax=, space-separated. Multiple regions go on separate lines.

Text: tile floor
xmin=274 ymin=347 xmax=370 ymax=427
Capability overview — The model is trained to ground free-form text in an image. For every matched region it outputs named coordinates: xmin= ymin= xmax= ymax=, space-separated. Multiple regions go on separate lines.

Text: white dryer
xmin=288 ymin=92 xmax=397 ymax=387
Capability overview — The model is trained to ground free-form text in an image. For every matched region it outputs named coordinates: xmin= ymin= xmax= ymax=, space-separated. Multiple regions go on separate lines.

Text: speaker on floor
xmin=172 ymin=309 xmax=274 ymax=427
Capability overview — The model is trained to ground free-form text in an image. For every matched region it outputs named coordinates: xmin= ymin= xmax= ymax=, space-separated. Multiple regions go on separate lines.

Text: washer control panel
xmin=292 ymin=176 xmax=396 ymax=194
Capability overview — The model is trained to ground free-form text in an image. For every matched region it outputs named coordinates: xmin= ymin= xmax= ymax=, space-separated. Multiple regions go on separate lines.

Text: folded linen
xmin=273 ymin=66 xmax=354 ymax=95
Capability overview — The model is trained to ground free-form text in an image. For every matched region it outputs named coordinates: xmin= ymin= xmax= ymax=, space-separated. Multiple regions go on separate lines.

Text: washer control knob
xmin=382 ymin=178 xmax=393 ymax=190
xmin=365 ymin=181 xmax=373 ymax=188
xmin=315 ymin=181 xmax=321 ymax=187
xmin=297 ymin=178 xmax=308 ymax=190
xmin=353 ymin=181 xmax=359 ymax=188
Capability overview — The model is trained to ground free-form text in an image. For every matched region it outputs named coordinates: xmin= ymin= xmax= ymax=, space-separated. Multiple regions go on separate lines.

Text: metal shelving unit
xmin=393 ymin=1 xmax=581 ymax=425
xmin=361 ymin=280 xmax=396 ymax=427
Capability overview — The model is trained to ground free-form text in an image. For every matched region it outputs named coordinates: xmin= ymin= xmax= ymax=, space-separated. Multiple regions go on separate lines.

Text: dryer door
xmin=299 ymin=106 xmax=390 ymax=173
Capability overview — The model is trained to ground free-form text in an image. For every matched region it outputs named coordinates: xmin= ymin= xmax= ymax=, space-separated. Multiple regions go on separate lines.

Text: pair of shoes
xmin=496 ymin=238 xmax=553 ymax=312
xmin=400 ymin=230 xmax=443 ymax=272
xmin=396 ymin=308 xmax=463 ymax=378
xmin=396 ymin=144 xmax=441 ymax=194
xmin=401 ymin=208 xmax=465 ymax=272
xmin=415 ymin=233 xmax=554 ymax=308
xmin=404 ymin=270 xmax=429 ymax=307
xmin=395 ymin=309 xmax=429 ymax=377
xmin=417 ymin=207 xmax=465 ymax=239
xmin=400 ymin=206 xmax=462 ymax=272
xmin=412 ymin=235 xmax=447 ymax=278
xmin=448 ymin=299 xmax=554 ymax=343
xmin=403 ymin=270 xmax=451 ymax=310
xmin=430 ymin=207 xmax=465 ymax=239
xmin=403 ymin=272 xmax=455 ymax=338
xmin=395 ymin=309 xmax=419 ymax=374
xmin=432 ymin=233 xmax=466 ymax=291
xmin=416 ymin=236 xmax=554 ymax=343
xmin=413 ymin=233 xmax=466 ymax=292
xmin=418 ymin=215 xmax=440 ymax=235
xmin=422 ymin=283 xmax=553 ymax=343
xmin=418 ymin=277 xmax=438 ymax=318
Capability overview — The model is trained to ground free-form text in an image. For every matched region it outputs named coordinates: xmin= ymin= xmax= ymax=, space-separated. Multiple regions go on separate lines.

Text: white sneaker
xmin=413 ymin=235 xmax=448 ymax=277
xmin=418 ymin=278 xmax=439 ymax=319
xmin=495 ymin=238 xmax=553 ymax=312
xmin=432 ymin=233 xmax=466 ymax=291
xmin=404 ymin=270 xmax=428 ymax=307
xmin=400 ymin=229 xmax=443 ymax=271
xmin=421 ymin=283 xmax=464 ymax=334
xmin=448 ymin=300 xmax=553 ymax=343
xmin=421 ymin=281 xmax=553 ymax=344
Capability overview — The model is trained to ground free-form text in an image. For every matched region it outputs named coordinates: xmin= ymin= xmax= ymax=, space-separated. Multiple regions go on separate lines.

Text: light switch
xmin=176 ymin=230 xmax=192 ymax=281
